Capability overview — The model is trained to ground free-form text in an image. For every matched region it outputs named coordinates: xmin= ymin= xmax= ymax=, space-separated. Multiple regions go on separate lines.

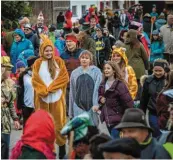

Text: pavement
xmin=10 ymin=119 xmax=109 ymax=158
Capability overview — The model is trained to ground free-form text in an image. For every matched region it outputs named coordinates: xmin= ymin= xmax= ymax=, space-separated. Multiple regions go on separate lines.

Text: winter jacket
xmin=150 ymin=40 xmax=165 ymax=62
xmin=25 ymin=32 xmax=40 ymax=56
xmin=98 ymin=15 xmax=106 ymax=28
xmin=113 ymin=16 xmax=120 ymax=28
xmin=125 ymin=43 xmax=149 ymax=79
xmin=140 ymin=75 xmax=165 ymax=114
xmin=156 ymin=89 xmax=173 ymax=130
xmin=143 ymin=17 xmax=155 ymax=38
xmin=49 ymin=32 xmax=56 ymax=44
xmin=160 ymin=24 xmax=173 ymax=54
xmin=150 ymin=12 xmax=159 ymax=19
xmin=155 ymin=19 xmax=167 ymax=30
xmin=140 ymin=137 xmax=171 ymax=159
xmin=106 ymin=35 xmax=116 ymax=48
xmin=54 ymin=38 xmax=65 ymax=56
xmin=99 ymin=79 xmax=133 ymax=127
xmin=60 ymin=48 xmax=84 ymax=76
xmin=10 ymin=29 xmax=34 ymax=73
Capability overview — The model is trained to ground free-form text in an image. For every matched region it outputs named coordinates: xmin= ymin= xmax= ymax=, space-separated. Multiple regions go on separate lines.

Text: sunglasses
xmin=24 ymin=28 xmax=30 ymax=31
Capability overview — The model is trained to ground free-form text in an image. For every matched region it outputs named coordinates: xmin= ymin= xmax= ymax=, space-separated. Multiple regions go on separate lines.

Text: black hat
xmin=27 ymin=56 xmax=38 ymax=68
xmin=81 ymin=22 xmax=91 ymax=31
xmin=115 ymin=108 xmax=153 ymax=131
xmin=99 ymin=138 xmax=141 ymax=158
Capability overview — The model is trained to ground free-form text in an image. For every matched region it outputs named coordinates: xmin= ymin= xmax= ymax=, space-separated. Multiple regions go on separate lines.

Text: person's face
xmin=111 ymin=54 xmax=122 ymax=63
xmin=24 ymin=28 xmax=32 ymax=35
xmin=43 ymin=46 xmax=53 ymax=59
xmin=91 ymin=11 xmax=95 ymax=15
xmin=80 ymin=54 xmax=91 ymax=67
xmin=103 ymin=152 xmax=134 ymax=159
xmin=14 ymin=35 xmax=22 ymax=42
xmin=74 ymin=143 xmax=89 ymax=159
xmin=37 ymin=19 xmax=43 ymax=26
xmin=96 ymin=29 xmax=102 ymax=38
xmin=121 ymin=128 xmax=148 ymax=143
xmin=103 ymin=29 xmax=109 ymax=36
xmin=66 ymin=40 xmax=76 ymax=51
xmin=122 ymin=32 xmax=128 ymax=41
xmin=90 ymin=18 xmax=96 ymax=28
xmin=168 ymin=15 xmax=173 ymax=26
xmin=17 ymin=67 xmax=25 ymax=73
xmin=153 ymin=34 xmax=158 ymax=40
xmin=104 ymin=64 xmax=114 ymax=78
xmin=152 ymin=7 xmax=156 ymax=12
xmin=153 ymin=66 xmax=165 ymax=78
xmin=121 ymin=10 xmax=125 ymax=14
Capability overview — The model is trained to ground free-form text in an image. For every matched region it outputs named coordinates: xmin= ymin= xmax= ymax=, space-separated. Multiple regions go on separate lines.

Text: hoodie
xmin=10 ymin=29 xmax=34 ymax=73
xmin=155 ymin=19 xmax=167 ymax=30
xmin=156 ymin=89 xmax=173 ymax=130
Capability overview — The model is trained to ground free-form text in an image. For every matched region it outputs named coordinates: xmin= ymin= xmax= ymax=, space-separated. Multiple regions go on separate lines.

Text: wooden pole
xmin=68 ymin=131 xmax=74 ymax=159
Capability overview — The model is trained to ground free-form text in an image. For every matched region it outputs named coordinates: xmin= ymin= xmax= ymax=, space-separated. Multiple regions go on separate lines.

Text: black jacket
xmin=140 ymin=75 xmax=165 ymax=114
xmin=143 ymin=17 xmax=156 ymax=38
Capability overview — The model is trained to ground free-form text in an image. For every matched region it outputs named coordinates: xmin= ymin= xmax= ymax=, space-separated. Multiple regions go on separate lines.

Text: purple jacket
xmin=99 ymin=79 xmax=134 ymax=127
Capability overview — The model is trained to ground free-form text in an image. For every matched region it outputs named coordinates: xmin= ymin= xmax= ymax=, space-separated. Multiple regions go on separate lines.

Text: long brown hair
xmin=162 ymin=70 xmax=173 ymax=92
xmin=103 ymin=61 xmax=127 ymax=85
xmin=48 ymin=58 xmax=57 ymax=80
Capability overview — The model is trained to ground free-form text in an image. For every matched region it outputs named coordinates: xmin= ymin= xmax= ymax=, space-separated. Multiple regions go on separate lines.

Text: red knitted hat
xmin=65 ymin=10 xmax=72 ymax=19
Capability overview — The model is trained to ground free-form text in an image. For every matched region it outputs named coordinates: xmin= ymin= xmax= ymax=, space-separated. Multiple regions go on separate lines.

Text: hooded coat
xmin=155 ymin=19 xmax=167 ymax=30
xmin=32 ymin=35 xmax=69 ymax=146
xmin=10 ymin=29 xmax=34 ymax=73
xmin=156 ymin=89 xmax=173 ymax=130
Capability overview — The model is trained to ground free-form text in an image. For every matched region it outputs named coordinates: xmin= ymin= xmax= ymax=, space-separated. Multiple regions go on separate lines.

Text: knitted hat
xmin=16 ymin=60 xmax=26 ymax=69
xmin=65 ymin=33 xmax=78 ymax=43
xmin=39 ymin=34 xmax=54 ymax=58
xmin=37 ymin=11 xmax=44 ymax=20
xmin=61 ymin=113 xmax=93 ymax=142
xmin=1 ymin=56 xmax=13 ymax=68
xmin=152 ymin=29 xmax=159 ymax=35
xmin=115 ymin=108 xmax=153 ymax=132
xmin=112 ymin=47 xmax=128 ymax=66
xmin=99 ymin=138 xmax=141 ymax=158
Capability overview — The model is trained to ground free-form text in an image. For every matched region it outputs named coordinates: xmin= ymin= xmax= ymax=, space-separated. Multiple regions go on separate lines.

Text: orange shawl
xmin=32 ymin=57 xmax=69 ymax=98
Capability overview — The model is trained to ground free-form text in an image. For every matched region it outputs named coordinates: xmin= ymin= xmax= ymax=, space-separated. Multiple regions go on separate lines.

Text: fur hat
xmin=65 ymin=10 xmax=72 ymax=19
xmin=1 ymin=56 xmax=13 ymax=68
xmin=37 ymin=11 xmax=44 ymax=20
xmin=39 ymin=34 xmax=54 ymax=58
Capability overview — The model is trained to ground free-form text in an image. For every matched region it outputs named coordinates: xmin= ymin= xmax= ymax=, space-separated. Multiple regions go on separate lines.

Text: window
xmin=81 ymin=5 xmax=86 ymax=15
xmin=72 ymin=6 xmax=77 ymax=17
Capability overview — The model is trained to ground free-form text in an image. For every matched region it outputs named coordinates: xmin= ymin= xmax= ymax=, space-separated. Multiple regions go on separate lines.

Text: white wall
xmin=70 ymin=0 xmax=100 ymax=22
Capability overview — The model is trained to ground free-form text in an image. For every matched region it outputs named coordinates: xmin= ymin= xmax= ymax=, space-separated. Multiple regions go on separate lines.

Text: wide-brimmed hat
xmin=1 ymin=56 xmax=13 ymax=68
xmin=143 ymin=13 xmax=151 ymax=18
xmin=81 ymin=22 xmax=91 ymax=32
xmin=115 ymin=108 xmax=153 ymax=132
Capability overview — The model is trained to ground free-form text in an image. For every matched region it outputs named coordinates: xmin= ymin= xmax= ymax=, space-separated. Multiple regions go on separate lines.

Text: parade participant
xmin=112 ymin=11 xmax=120 ymax=40
xmin=10 ymin=29 xmax=34 ymax=73
xmin=115 ymin=29 xmax=128 ymax=47
xmin=155 ymin=12 xmax=167 ymax=30
xmin=57 ymin=12 xmax=65 ymax=29
xmin=140 ymin=59 xmax=169 ymax=137
xmin=111 ymin=47 xmax=138 ymax=100
xmin=18 ymin=17 xmax=30 ymax=31
xmin=17 ymin=56 xmax=38 ymax=127
xmin=85 ymin=7 xmax=99 ymax=24
xmin=1 ymin=56 xmax=20 ymax=158
xmin=94 ymin=26 xmax=111 ymax=69
xmin=32 ymin=11 xmax=48 ymax=37
xmin=61 ymin=33 xmax=83 ymax=115
xmin=99 ymin=138 xmax=141 ymax=159
xmin=99 ymin=61 xmax=133 ymax=138
xmin=24 ymin=23 xmax=40 ymax=56
xmin=63 ymin=9 xmax=73 ymax=35
xmin=119 ymin=9 xmax=129 ymax=30
xmin=32 ymin=34 xmax=69 ymax=158
xmin=97 ymin=11 xmax=106 ymax=28
xmin=106 ymin=9 xmax=114 ymax=35
xmin=69 ymin=50 xmax=102 ymax=126
xmin=61 ymin=113 xmax=99 ymax=159
xmin=115 ymin=108 xmax=171 ymax=159
xmin=156 ymin=70 xmax=173 ymax=130
xmin=150 ymin=30 xmax=164 ymax=63
xmin=103 ymin=28 xmax=116 ymax=48
xmin=150 ymin=5 xmax=158 ymax=19
xmin=10 ymin=110 xmax=56 ymax=159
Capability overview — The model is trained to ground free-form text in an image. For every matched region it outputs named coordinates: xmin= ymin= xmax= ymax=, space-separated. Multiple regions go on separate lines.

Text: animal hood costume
xmin=32 ymin=34 xmax=69 ymax=146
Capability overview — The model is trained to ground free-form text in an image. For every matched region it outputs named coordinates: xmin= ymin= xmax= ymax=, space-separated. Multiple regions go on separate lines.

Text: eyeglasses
xmin=24 ymin=28 xmax=30 ymax=31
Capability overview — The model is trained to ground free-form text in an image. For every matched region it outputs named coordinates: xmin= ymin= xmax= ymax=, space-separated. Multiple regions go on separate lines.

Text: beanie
xmin=16 ymin=60 xmax=26 ymax=69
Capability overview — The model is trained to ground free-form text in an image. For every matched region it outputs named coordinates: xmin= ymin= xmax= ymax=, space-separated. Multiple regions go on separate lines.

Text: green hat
xmin=81 ymin=22 xmax=91 ymax=32
xmin=61 ymin=113 xmax=92 ymax=142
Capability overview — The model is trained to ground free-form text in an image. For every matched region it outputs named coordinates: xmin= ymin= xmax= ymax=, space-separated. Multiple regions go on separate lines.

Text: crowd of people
xmin=1 ymin=3 xmax=173 ymax=159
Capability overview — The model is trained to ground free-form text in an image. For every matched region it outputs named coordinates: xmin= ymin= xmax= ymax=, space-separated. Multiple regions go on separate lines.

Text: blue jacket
xmin=150 ymin=12 xmax=158 ymax=18
xmin=150 ymin=41 xmax=165 ymax=62
xmin=155 ymin=19 xmax=167 ymax=30
xmin=54 ymin=38 xmax=65 ymax=56
xmin=10 ymin=29 xmax=34 ymax=73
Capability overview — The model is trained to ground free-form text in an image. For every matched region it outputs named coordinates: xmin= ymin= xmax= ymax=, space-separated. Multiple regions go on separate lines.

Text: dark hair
xmin=151 ymin=34 xmax=163 ymax=43
xmin=73 ymin=27 xmax=79 ymax=34
xmin=119 ymin=29 xmax=128 ymax=42
xmin=89 ymin=133 xmax=111 ymax=159
xmin=162 ymin=70 xmax=173 ymax=92
xmin=89 ymin=15 xmax=96 ymax=22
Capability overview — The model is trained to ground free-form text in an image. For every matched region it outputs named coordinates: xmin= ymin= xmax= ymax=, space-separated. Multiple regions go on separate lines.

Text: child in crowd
xmin=140 ymin=59 xmax=169 ymax=138
xmin=98 ymin=61 xmax=133 ymax=138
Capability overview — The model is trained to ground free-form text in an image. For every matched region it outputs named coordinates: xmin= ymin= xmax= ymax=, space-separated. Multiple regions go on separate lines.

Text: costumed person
xmin=156 ymin=70 xmax=173 ymax=131
xmin=1 ymin=56 xmax=20 ymax=159
xmin=32 ymin=34 xmax=69 ymax=158
xmin=10 ymin=29 xmax=34 ymax=73
xmin=10 ymin=110 xmax=56 ymax=159
xmin=85 ymin=7 xmax=99 ymax=24
xmin=17 ymin=56 xmax=38 ymax=127
xmin=140 ymin=59 xmax=169 ymax=138
xmin=111 ymin=47 xmax=138 ymax=100
xmin=61 ymin=33 xmax=84 ymax=115
xmin=124 ymin=29 xmax=149 ymax=100
xmin=63 ymin=9 xmax=73 ymax=36
xmin=32 ymin=11 xmax=48 ymax=38
xmin=61 ymin=113 xmax=99 ymax=159
xmin=18 ymin=17 xmax=30 ymax=31
xmin=150 ymin=5 xmax=158 ymax=19
xmin=69 ymin=50 xmax=102 ymax=126
xmin=98 ymin=61 xmax=134 ymax=138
